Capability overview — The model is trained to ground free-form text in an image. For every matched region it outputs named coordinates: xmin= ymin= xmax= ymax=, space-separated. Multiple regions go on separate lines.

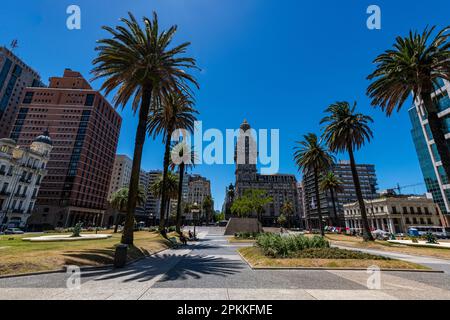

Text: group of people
xmin=179 ymin=230 xmax=195 ymax=245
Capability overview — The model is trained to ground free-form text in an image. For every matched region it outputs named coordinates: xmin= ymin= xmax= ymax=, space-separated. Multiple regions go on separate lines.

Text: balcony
xmin=0 ymin=191 xmax=11 ymax=197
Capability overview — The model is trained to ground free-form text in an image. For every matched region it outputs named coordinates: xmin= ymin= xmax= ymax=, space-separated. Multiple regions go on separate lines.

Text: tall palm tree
xmin=148 ymin=92 xmax=198 ymax=231
xmin=367 ymin=26 xmax=450 ymax=180
xmin=110 ymin=186 xmax=146 ymax=233
xmin=150 ymin=172 xmax=179 ymax=227
xmin=91 ymin=12 xmax=198 ymax=245
xmin=169 ymin=142 xmax=196 ymax=234
xmin=281 ymin=201 xmax=294 ymax=229
xmin=294 ymin=133 xmax=334 ymax=236
xmin=319 ymin=172 xmax=343 ymax=227
xmin=321 ymin=102 xmax=374 ymax=241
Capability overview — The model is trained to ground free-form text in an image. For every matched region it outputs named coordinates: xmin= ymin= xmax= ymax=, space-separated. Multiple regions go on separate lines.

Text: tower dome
xmin=33 ymin=129 xmax=52 ymax=146
xmin=240 ymin=119 xmax=251 ymax=132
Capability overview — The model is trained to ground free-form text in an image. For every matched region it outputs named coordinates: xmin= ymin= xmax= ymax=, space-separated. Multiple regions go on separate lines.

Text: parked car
xmin=4 ymin=228 xmax=24 ymax=235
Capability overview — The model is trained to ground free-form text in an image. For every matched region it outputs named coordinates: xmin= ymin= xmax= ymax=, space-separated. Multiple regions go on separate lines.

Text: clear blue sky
xmin=1 ymin=0 xmax=449 ymax=210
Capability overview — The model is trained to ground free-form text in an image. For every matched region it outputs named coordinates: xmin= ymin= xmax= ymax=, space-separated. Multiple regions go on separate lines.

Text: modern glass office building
xmin=409 ymin=78 xmax=450 ymax=219
xmin=0 ymin=47 xmax=43 ymax=139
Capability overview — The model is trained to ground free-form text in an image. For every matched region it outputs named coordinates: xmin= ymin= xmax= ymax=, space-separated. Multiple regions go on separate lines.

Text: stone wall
xmin=224 ymin=217 xmax=262 ymax=235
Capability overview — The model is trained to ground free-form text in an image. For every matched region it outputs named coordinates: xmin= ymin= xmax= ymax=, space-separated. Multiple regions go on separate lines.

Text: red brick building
xmin=10 ymin=69 xmax=121 ymax=230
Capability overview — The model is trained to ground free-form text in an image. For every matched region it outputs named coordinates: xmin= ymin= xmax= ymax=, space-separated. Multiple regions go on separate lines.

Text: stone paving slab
xmin=305 ymin=289 xmax=396 ymax=300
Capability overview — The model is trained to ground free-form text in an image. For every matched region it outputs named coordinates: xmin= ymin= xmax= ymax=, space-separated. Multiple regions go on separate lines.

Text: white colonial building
xmin=343 ymin=195 xmax=444 ymax=234
xmin=0 ymin=131 xmax=52 ymax=228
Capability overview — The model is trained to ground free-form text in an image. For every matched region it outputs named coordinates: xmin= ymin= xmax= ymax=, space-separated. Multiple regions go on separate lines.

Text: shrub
xmin=425 ymin=233 xmax=439 ymax=244
xmin=168 ymin=226 xmax=177 ymax=233
xmin=293 ymin=248 xmax=391 ymax=260
xmin=256 ymin=233 xmax=330 ymax=258
xmin=71 ymin=222 xmax=83 ymax=238
xmin=235 ymin=232 xmax=260 ymax=239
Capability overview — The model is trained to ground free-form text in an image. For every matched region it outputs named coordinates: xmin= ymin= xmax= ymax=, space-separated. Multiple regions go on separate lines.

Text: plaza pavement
xmin=1 ymin=227 xmax=450 ymax=300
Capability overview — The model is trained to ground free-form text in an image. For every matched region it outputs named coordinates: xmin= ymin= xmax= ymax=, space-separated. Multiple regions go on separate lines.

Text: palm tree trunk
xmin=314 ymin=167 xmax=324 ymax=236
xmin=114 ymin=212 xmax=120 ymax=233
xmin=159 ymin=130 xmax=173 ymax=232
xmin=330 ymin=189 xmax=339 ymax=226
xmin=422 ymin=92 xmax=450 ymax=181
xmin=348 ymin=146 xmax=373 ymax=241
xmin=176 ymin=163 xmax=185 ymax=234
xmin=122 ymin=87 xmax=152 ymax=245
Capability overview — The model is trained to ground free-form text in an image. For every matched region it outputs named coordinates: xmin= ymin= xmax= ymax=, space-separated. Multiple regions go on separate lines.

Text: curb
xmin=237 ymin=251 xmax=443 ymax=273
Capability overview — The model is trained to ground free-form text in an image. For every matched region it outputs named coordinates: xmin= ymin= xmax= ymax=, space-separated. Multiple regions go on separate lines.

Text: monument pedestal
xmin=224 ymin=218 xmax=262 ymax=235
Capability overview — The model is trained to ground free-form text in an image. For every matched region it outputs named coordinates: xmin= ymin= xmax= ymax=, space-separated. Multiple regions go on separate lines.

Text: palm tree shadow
xmin=78 ymin=253 xmax=244 ymax=284
xmin=159 ymin=255 xmax=244 ymax=282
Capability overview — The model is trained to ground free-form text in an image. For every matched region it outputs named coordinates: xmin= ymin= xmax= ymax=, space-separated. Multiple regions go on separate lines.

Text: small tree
xmin=231 ymin=197 xmax=253 ymax=218
xmin=277 ymin=214 xmax=287 ymax=228
xmin=281 ymin=201 xmax=294 ymax=229
xmin=71 ymin=222 xmax=83 ymax=238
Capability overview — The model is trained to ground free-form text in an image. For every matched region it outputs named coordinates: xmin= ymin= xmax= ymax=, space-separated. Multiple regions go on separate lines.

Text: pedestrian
xmin=180 ymin=233 xmax=187 ymax=245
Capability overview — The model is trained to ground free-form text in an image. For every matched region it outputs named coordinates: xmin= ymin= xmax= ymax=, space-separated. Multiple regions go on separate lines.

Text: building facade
xmin=409 ymin=77 xmax=450 ymax=225
xmin=296 ymin=182 xmax=306 ymax=227
xmin=107 ymin=154 xmax=132 ymax=199
xmin=303 ymin=160 xmax=378 ymax=228
xmin=0 ymin=47 xmax=44 ymax=138
xmin=233 ymin=120 xmax=299 ymax=226
xmin=343 ymin=195 xmax=443 ymax=234
xmin=12 ymin=69 xmax=121 ymax=230
xmin=0 ymin=131 xmax=52 ymax=229
xmin=186 ymin=174 xmax=211 ymax=206
xmin=145 ymin=170 xmax=162 ymax=225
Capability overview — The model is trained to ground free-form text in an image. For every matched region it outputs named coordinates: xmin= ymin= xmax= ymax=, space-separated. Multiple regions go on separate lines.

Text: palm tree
xmin=281 ymin=201 xmax=294 ymax=229
xmin=294 ymin=133 xmax=333 ymax=236
xmin=321 ymin=102 xmax=374 ymax=241
xmin=91 ymin=12 xmax=198 ymax=245
xmin=148 ymin=92 xmax=198 ymax=231
xmin=110 ymin=186 xmax=146 ymax=233
xmin=169 ymin=142 xmax=196 ymax=234
xmin=319 ymin=172 xmax=343 ymax=227
xmin=202 ymin=195 xmax=214 ymax=225
xmin=150 ymin=172 xmax=179 ymax=228
xmin=367 ymin=26 xmax=450 ymax=180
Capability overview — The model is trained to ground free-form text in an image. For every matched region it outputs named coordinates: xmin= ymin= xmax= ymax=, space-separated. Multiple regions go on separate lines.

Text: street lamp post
xmin=191 ymin=202 xmax=200 ymax=239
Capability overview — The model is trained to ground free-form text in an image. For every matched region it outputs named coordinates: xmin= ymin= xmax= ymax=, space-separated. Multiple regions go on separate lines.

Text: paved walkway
xmin=1 ymin=227 xmax=450 ymax=300
xmin=333 ymin=244 xmax=450 ymax=274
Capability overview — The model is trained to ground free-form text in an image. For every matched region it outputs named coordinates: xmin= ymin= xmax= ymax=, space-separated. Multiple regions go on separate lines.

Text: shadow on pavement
xmin=78 ymin=253 xmax=244 ymax=284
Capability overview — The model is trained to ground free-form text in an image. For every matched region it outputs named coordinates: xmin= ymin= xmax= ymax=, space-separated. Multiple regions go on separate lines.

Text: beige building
xmin=107 ymin=154 xmax=133 ymax=199
xmin=343 ymin=195 xmax=443 ymax=234
xmin=187 ymin=174 xmax=211 ymax=206
xmin=0 ymin=131 xmax=52 ymax=229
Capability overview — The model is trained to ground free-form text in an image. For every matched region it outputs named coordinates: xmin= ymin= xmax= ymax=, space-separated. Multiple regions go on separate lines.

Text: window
xmin=85 ymin=94 xmax=95 ymax=106
xmin=23 ymin=91 xmax=34 ymax=104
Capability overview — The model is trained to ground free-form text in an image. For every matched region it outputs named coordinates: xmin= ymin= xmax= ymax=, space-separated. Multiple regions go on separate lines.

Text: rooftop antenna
xmin=10 ymin=39 xmax=19 ymax=52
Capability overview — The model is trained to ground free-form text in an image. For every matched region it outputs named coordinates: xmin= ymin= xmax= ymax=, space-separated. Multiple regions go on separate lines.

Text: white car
xmin=4 ymin=228 xmax=25 ymax=235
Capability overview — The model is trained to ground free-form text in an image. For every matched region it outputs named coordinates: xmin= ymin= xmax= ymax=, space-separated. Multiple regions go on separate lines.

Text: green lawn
xmin=0 ymin=231 xmax=174 ymax=276
xmin=239 ymin=246 xmax=429 ymax=270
